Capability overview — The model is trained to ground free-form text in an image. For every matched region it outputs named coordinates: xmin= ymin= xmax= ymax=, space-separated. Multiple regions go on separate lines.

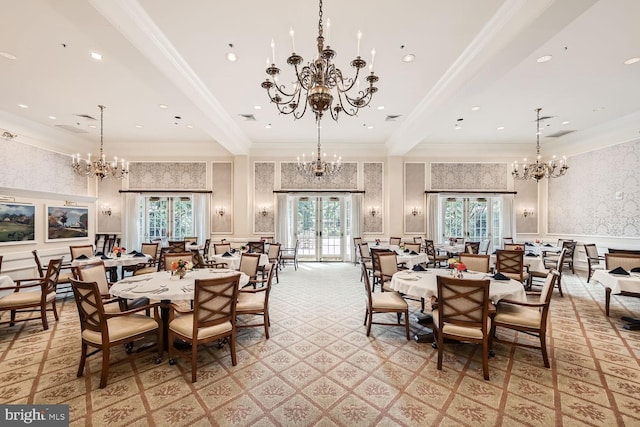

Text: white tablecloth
xmin=390 ymin=269 xmax=526 ymax=303
xmin=110 ymin=269 xmax=249 ymax=302
xmin=435 ymin=244 xmax=466 ymax=255
xmin=396 ymin=252 xmax=428 ymax=269
xmin=592 ymin=270 xmax=640 ymax=295
xmin=209 ymin=253 xmax=269 ymax=270
xmin=71 ymin=254 xmax=151 ymax=268
xmin=369 ymin=243 xmax=400 ymax=252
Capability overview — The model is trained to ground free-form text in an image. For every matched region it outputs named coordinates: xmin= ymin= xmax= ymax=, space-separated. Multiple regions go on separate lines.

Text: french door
xmin=442 ymin=197 xmax=501 ymax=248
xmin=142 ymin=196 xmax=193 ymax=242
xmin=294 ymin=196 xmax=345 ymax=261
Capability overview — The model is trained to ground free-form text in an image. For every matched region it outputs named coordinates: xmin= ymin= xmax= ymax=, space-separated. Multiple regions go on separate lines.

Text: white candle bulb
xmin=357 ymin=30 xmax=362 ymax=56
xmin=270 ymin=39 xmax=276 ymax=63
xmin=289 ymin=27 xmax=295 ymax=52
xmin=326 ymin=19 xmax=331 ymax=45
xmin=370 ymin=48 xmax=376 ymax=71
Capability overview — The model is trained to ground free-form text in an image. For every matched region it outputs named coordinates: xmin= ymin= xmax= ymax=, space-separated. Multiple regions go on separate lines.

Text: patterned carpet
xmin=1 ymin=262 xmax=640 ymax=426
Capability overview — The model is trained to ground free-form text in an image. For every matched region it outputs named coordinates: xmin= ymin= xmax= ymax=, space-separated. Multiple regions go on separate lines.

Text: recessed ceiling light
xmin=377 ymin=106 xmax=385 ymax=110
xmin=88 ymin=124 xmax=97 ymax=129
xmin=17 ymin=104 xmax=28 ymax=109
xmin=561 ymin=120 xmax=569 ymax=125
xmin=402 ymin=54 xmax=415 ymax=63
xmin=265 ymin=123 xmax=272 ymax=129
xmin=158 ymin=104 xmax=168 ymax=109
xmin=471 ymin=106 xmax=481 ymax=111
xmin=454 ymin=124 xmax=462 ymax=130
xmin=497 ymin=126 xmax=505 ymax=130
xmin=186 ymin=124 xmax=193 ymax=129
xmin=90 ymin=52 xmax=102 ymax=61
xmin=254 ymin=105 xmax=262 ymax=110
xmin=537 ymin=55 xmax=552 ymax=63
xmin=0 ymin=51 xmax=17 ymax=60
xmin=135 ymin=125 xmax=143 ymax=128
xmin=624 ymin=57 xmax=640 ymax=65
xmin=367 ymin=126 xmax=374 ymax=129
xmin=226 ymin=52 xmax=238 ymax=62
xmin=48 ymin=116 xmax=56 ymax=120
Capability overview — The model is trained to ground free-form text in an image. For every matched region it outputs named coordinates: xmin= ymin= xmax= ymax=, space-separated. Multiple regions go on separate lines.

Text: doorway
xmin=294 ymin=196 xmax=345 ymax=261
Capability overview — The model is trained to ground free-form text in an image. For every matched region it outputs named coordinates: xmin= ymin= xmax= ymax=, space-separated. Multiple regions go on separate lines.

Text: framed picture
xmin=46 ymin=205 xmax=89 ymax=241
xmin=0 ymin=202 xmax=36 ymax=245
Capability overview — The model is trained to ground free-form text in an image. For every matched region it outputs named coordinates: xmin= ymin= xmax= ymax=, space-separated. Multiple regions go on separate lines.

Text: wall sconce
xmin=411 ymin=206 xmax=422 ymax=216
xmin=368 ymin=207 xmax=380 ymax=217
xmin=523 ymin=208 xmax=534 ymax=218
xmin=101 ymin=205 xmax=112 ymax=216
xmin=216 ymin=206 xmax=226 ymax=216
xmin=259 ymin=206 xmax=269 ymax=217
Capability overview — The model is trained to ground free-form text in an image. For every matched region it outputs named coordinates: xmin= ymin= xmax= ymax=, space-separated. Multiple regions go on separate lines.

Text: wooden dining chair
xmin=425 ymin=240 xmax=448 ymax=268
xmin=168 ymin=240 xmax=186 ymax=253
xmin=584 ymin=243 xmax=605 ymax=283
xmin=464 ymin=241 xmax=480 ymax=254
xmin=389 ymin=237 xmax=402 ymax=246
xmin=32 ymin=249 xmax=74 ymax=294
xmin=458 ymin=253 xmax=491 ymax=273
xmin=236 ymin=263 xmax=275 ymax=338
xmin=214 ymin=243 xmax=232 ymax=255
xmin=164 ymin=252 xmax=194 ymax=272
xmin=403 ymin=243 xmax=421 ymax=253
xmin=247 ymin=241 xmax=265 ymax=254
xmin=70 ymin=245 xmax=94 ymax=259
xmin=239 ymin=253 xmax=264 ymax=288
xmin=604 ymin=253 xmax=640 ymax=316
xmin=168 ymin=274 xmax=240 ymax=382
xmin=495 ymin=249 xmax=530 ymax=288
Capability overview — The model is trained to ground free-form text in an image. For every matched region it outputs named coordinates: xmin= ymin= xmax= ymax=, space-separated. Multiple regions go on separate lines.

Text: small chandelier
xmin=512 ymin=108 xmax=568 ymax=182
xmin=71 ymin=105 xmax=129 ymax=180
xmin=261 ymin=0 xmax=379 ymax=121
xmin=297 ymin=123 xmax=342 ymax=179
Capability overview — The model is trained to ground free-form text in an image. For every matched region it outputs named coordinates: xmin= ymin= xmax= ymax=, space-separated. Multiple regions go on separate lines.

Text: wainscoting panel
xmin=254 ymin=162 xmax=275 ymax=234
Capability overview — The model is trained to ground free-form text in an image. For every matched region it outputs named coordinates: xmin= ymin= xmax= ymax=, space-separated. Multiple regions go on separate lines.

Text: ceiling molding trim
xmin=89 ymin=0 xmax=251 ymax=155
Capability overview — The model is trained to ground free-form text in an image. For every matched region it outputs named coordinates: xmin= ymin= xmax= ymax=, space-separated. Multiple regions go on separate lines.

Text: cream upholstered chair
xmin=260 ymin=236 xmax=274 ymax=243
xmin=353 ymin=237 xmax=363 ymax=264
xmin=0 ymin=258 xmax=62 ymax=330
xmin=543 ymin=240 xmax=577 ymax=273
xmin=425 ymin=240 xmax=448 ymax=268
xmin=433 ymin=275 xmax=492 ymax=380
xmin=378 ymin=251 xmax=424 ymax=312
xmin=389 ymin=237 xmax=402 ymax=246
xmin=584 ymin=243 xmax=605 ymax=283
xmin=604 ymin=253 xmax=640 ymax=316
xmin=403 ymin=243 xmax=421 ymax=253
xmin=495 ymin=250 xmax=530 ymax=287
xmin=458 ymin=253 xmax=491 ymax=273
xmin=530 ymin=248 xmax=567 ymax=296
xmin=370 ymin=248 xmax=394 ymax=291
xmin=184 ymin=236 xmax=198 ymax=245
xmin=247 ymin=241 xmax=265 ymax=254
xmin=32 ymin=249 xmax=74 ymax=294
xmin=503 ymin=237 xmax=514 ymax=246
xmin=239 ymin=252 xmax=266 ymax=288
xmin=361 ymin=262 xmax=410 ymax=340
xmin=214 ymin=243 xmax=232 ymax=255
xmin=279 ymin=240 xmax=299 ymax=270
xmin=504 ymin=243 xmax=525 ymax=251
xmin=265 ymin=243 xmax=281 ymax=283
xmin=493 ymin=270 xmax=560 ymax=368
xmin=123 ymin=242 xmax=160 ymax=277
xmin=70 ymin=278 xmax=162 ymax=388
xmin=75 ymin=261 xmax=133 ymax=313
xmin=236 ymin=263 xmax=275 ymax=338
xmin=164 ymin=252 xmax=194 ymax=272
xmin=168 ymin=274 xmax=240 ymax=382
xmin=191 ymin=249 xmax=227 ymax=269
xmin=464 ymin=241 xmax=481 ymax=254
xmin=70 ymin=244 xmax=94 ymax=259
xmin=358 ymin=243 xmax=373 ymax=282
xmin=479 ymin=239 xmax=492 ymax=255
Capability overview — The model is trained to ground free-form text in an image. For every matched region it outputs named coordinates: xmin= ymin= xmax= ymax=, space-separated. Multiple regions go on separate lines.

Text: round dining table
xmin=208 ymin=253 xmax=269 ymax=270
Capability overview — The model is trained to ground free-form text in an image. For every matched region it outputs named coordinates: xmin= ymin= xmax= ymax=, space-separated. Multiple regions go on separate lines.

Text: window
xmin=141 ymin=196 xmax=193 ymax=242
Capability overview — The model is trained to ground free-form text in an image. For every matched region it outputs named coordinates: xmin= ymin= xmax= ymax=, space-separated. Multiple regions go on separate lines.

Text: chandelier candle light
xmin=261 ymin=0 xmax=379 ymax=121
xmin=297 ymin=123 xmax=342 ymax=178
xmin=512 ymin=108 xmax=568 ymax=182
xmin=71 ymin=105 xmax=129 ymax=180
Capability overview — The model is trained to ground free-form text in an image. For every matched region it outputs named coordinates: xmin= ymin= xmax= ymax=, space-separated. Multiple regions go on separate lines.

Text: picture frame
xmin=46 ymin=205 xmax=89 ymax=241
xmin=0 ymin=202 xmax=36 ymax=245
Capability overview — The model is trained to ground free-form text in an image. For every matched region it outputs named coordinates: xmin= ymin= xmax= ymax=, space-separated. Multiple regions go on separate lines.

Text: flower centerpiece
xmin=455 ymin=262 xmax=467 ymax=278
xmin=112 ymin=246 xmax=126 ymax=258
xmin=448 ymin=237 xmax=456 ymax=246
xmin=171 ymin=259 xmax=193 ymax=279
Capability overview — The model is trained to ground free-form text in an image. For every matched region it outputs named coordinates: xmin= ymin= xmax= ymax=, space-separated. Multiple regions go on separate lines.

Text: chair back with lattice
xmin=247 ymin=241 xmax=265 ymax=253
xmin=191 ymin=250 xmax=206 ymax=269
xmin=464 ymin=241 xmax=480 ymax=254
xmin=496 ymin=249 xmax=525 ymax=281
xmin=389 ymin=237 xmax=402 ymax=246
xmin=504 ymin=243 xmax=525 ymax=251
xmin=168 ymin=240 xmax=186 ymax=253
xmin=141 ymin=242 xmax=160 ymax=260
xmin=239 ymin=253 xmax=261 ymax=278
xmin=377 ymin=252 xmax=399 ymax=282
xmin=459 ymin=254 xmax=490 ymax=273
xmin=413 ymin=236 xmax=424 ymax=245
xmin=214 ymin=243 xmax=232 ymax=255
xmin=605 ymin=253 xmax=640 ymax=271
xmin=203 ymin=239 xmax=212 ymax=258
xmin=403 ymin=243 xmax=421 ymax=253
xmin=267 ymin=243 xmax=281 ymax=263
xmin=32 ymin=250 xmax=46 ymax=277
xmin=371 ymin=248 xmax=392 ymax=275
xmin=436 ymin=276 xmax=490 ymax=331
xmin=164 ymin=252 xmax=194 ymax=271
xmin=425 ymin=240 xmax=437 ymax=258
xmin=157 ymin=247 xmax=170 ymax=271
xmin=193 ymin=275 xmax=240 ymax=333
xmin=43 ymin=258 xmax=63 ymax=296
xmin=75 ymin=261 xmax=110 ymax=295
xmin=70 ymin=279 xmax=107 ymax=336
xmin=70 ymin=245 xmax=94 ymax=260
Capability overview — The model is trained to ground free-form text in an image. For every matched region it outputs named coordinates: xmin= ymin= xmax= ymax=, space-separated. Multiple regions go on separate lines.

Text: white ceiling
xmin=1 ymin=0 xmax=639 ymax=161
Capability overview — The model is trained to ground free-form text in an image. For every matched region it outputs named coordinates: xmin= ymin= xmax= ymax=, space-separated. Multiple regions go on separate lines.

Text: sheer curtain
xmin=351 ymin=194 xmax=363 ymax=262
xmin=192 ymin=193 xmax=210 ymax=242
xmin=121 ymin=193 xmax=142 ymax=252
xmin=501 ymin=194 xmax=516 ymax=241
xmin=275 ymin=194 xmax=289 ymax=246
xmin=426 ymin=194 xmax=440 ymax=242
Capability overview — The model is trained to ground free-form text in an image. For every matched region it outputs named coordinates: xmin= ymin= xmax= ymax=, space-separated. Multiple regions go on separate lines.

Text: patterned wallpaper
xmin=430 ymin=163 xmax=507 ymax=190
xmin=405 ymin=163 xmax=425 ymax=233
xmin=364 ymin=162 xmax=383 ymax=233
xmin=128 ymin=162 xmax=207 ymax=189
xmin=548 ymin=140 xmax=640 ymax=236
xmin=280 ymin=162 xmax=358 ymax=190
xmin=212 ymin=162 xmax=232 ymax=234
xmin=514 ymin=179 xmax=538 ymax=234
xmin=0 ymin=139 xmax=87 ymax=195
xmin=254 ymin=162 xmax=275 ymax=234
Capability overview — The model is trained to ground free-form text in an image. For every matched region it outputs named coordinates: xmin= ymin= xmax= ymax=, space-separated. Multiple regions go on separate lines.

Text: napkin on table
xmin=492 ymin=272 xmax=510 ymax=281
xmin=133 ymin=252 xmax=146 ymax=257
xmin=95 ymin=252 xmax=103 ymax=256
xmin=222 ymin=252 xmax=233 ymax=257
xmin=525 ymin=242 xmax=533 ymax=246
xmin=544 ymin=243 xmax=553 ymax=247
xmin=525 ymin=253 xmax=538 ymax=257
xmin=75 ymin=254 xmax=89 ymax=260
xmin=412 ymin=264 xmax=426 ymax=271
xmin=128 ymin=250 xmax=138 ymax=255
xmin=631 ymin=267 xmax=640 ymax=273
xmin=404 ymin=249 xmax=410 ymax=253
xmin=190 ymin=242 xmax=197 ymax=245
xmin=410 ymin=251 xmax=419 ymax=255
xmin=609 ymin=267 xmax=630 ymax=276
xmin=100 ymin=255 xmax=111 ymax=260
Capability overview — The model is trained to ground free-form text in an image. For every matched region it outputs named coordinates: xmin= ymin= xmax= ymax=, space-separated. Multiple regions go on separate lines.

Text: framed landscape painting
xmin=46 ymin=205 xmax=89 ymax=241
xmin=0 ymin=202 xmax=36 ymax=244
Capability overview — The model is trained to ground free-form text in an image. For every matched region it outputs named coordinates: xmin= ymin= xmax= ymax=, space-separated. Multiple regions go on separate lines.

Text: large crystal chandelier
xmin=71 ymin=105 xmax=129 ymax=180
xmin=512 ymin=108 xmax=568 ymax=182
xmin=297 ymin=123 xmax=342 ymax=178
xmin=261 ymin=0 xmax=379 ymax=121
